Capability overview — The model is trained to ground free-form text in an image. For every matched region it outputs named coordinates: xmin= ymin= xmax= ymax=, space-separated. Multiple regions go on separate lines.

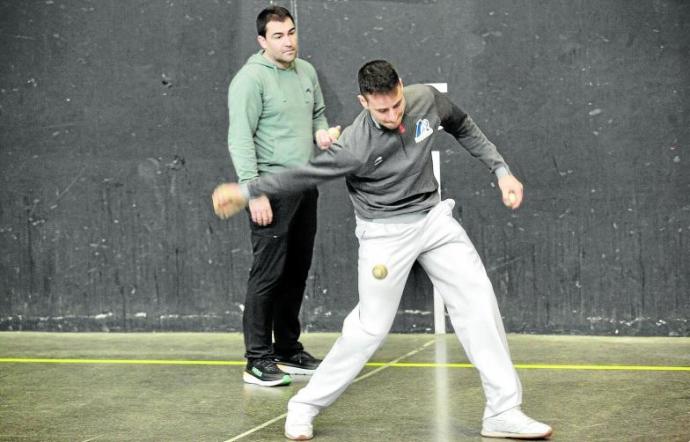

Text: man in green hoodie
xmin=227 ymin=6 xmax=338 ymax=387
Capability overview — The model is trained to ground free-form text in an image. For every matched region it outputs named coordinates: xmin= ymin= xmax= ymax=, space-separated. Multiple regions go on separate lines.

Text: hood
xmin=246 ymin=51 xmax=294 ymax=70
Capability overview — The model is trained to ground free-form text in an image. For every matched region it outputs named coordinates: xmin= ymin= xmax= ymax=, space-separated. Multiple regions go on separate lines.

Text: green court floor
xmin=1 ymin=332 xmax=688 ymax=441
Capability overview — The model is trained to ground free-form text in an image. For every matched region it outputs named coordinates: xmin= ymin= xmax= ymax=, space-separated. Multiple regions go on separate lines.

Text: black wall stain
xmin=0 ymin=0 xmax=688 ymax=335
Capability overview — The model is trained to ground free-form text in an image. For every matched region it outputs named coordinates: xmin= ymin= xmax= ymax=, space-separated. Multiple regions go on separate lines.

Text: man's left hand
xmin=497 ymin=175 xmax=524 ymax=209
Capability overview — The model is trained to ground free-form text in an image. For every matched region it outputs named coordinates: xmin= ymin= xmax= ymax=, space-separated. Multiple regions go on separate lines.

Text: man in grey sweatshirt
xmin=213 ymin=60 xmax=552 ymax=440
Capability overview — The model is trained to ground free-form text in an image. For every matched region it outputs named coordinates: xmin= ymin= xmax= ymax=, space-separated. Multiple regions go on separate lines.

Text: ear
xmin=357 ymin=94 xmax=368 ymax=110
xmin=257 ymin=35 xmax=267 ymax=49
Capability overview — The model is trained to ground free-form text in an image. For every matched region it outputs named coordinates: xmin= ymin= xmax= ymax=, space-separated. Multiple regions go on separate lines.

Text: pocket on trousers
xmin=355 ymin=222 xmax=367 ymax=240
xmin=440 ymin=198 xmax=456 ymax=217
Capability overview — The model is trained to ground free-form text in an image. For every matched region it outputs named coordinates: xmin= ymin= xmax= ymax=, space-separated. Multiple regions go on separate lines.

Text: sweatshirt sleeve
xmin=246 ymin=140 xmax=362 ymax=198
xmin=432 ymin=87 xmax=511 ymax=177
xmin=227 ymin=71 xmax=262 ymax=183
xmin=311 ymin=71 xmax=329 ymax=133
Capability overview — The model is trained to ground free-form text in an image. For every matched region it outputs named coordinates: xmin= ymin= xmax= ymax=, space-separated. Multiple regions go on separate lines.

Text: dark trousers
xmin=243 ymin=188 xmax=318 ymax=360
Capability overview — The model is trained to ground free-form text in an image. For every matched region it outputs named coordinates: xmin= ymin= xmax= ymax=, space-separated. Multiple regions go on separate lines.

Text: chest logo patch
xmin=414 ymin=118 xmax=434 ymax=143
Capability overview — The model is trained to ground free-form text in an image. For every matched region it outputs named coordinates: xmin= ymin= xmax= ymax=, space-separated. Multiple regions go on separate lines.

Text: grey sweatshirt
xmin=245 ymin=84 xmax=510 ymax=220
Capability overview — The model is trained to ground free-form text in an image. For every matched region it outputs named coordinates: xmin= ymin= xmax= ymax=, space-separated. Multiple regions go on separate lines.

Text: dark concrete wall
xmin=0 ymin=0 xmax=688 ymax=335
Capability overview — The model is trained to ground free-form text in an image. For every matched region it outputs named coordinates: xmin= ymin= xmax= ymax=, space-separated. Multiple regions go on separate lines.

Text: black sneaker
xmin=274 ymin=350 xmax=322 ymax=375
xmin=243 ymin=358 xmax=292 ymax=387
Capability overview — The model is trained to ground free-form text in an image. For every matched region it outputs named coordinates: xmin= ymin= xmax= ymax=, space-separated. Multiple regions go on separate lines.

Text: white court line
xmin=223 ymin=413 xmax=288 ymax=442
xmin=223 ymin=339 xmax=436 ymax=442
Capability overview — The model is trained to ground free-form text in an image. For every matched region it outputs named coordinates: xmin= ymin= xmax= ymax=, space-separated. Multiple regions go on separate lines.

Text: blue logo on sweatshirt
xmin=414 ymin=119 xmax=433 ymax=143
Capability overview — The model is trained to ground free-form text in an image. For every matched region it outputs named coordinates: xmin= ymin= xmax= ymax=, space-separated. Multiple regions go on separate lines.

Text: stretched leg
xmin=417 ymin=201 xmax=521 ymax=419
xmin=288 ymin=220 xmax=420 ymax=417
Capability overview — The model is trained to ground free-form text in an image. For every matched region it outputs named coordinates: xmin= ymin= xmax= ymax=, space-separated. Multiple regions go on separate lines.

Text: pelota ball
xmin=372 ymin=264 xmax=388 ymax=280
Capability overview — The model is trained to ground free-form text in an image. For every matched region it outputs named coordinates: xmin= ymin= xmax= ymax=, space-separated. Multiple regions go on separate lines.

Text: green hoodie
xmin=227 ymin=51 xmax=329 ymax=183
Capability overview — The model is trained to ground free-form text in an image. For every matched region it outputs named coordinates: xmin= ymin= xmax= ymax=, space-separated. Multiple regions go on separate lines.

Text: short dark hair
xmin=358 ymin=60 xmax=400 ymax=96
xmin=256 ymin=6 xmax=294 ymax=37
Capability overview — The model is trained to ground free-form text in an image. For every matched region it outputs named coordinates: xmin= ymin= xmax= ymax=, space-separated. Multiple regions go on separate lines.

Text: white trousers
xmin=288 ymin=200 xmax=522 ymax=419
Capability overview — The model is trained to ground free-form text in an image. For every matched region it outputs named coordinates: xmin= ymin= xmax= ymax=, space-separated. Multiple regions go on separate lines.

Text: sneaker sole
xmin=242 ymin=371 xmax=292 ymax=387
xmin=276 ymin=363 xmax=318 ymax=376
xmin=284 ymin=431 xmax=313 ymax=441
xmin=480 ymin=429 xmax=553 ymax=439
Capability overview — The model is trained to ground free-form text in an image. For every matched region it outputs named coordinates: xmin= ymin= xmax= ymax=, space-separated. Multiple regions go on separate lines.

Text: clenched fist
xmin=212 ymin=183 xmax=248 ymax=219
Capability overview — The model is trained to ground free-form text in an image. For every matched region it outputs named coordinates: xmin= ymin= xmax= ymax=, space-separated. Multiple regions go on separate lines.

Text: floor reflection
xmin=434 ymin=335 xmax=451 ymax=442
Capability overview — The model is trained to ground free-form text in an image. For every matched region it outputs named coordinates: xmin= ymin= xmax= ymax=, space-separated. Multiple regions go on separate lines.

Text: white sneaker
xmin=284 ymin=406 xmax=318 ymax=440
xmin=481 ymin=407 xmax=552 ymax=439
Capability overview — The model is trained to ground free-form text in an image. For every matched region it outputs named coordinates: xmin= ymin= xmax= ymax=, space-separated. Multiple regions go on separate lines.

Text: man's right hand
xmin=315 ymin=126 xmax=341 ymax=150
xmin=249 ymin=195 xmax=273 ymax=226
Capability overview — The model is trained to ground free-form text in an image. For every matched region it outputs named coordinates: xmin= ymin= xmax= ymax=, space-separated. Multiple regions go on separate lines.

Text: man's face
xmin=258 ymin=19 xmax=298 ymax=68
xmin=358 ymin=82 xmax=406 ymax=130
